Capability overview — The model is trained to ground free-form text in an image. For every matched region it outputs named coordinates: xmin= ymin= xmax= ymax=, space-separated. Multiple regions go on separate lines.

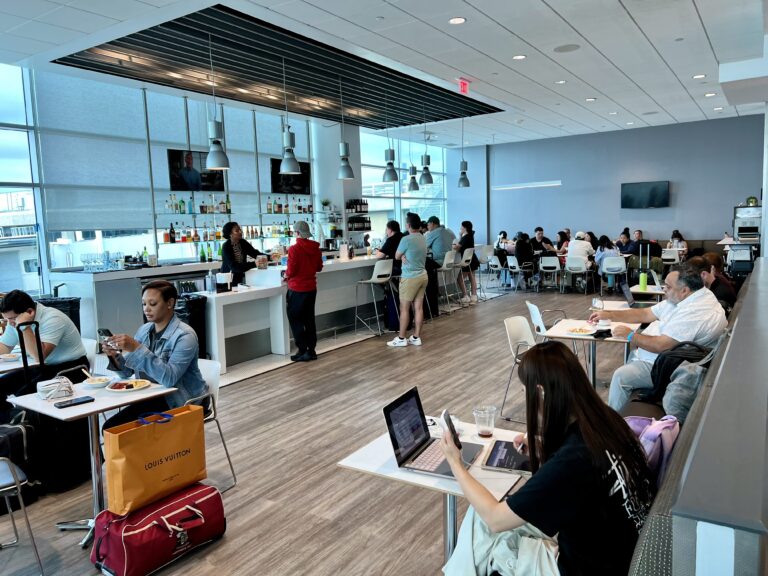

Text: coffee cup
xmin=598 ymin=319 xmax=611 ymax=329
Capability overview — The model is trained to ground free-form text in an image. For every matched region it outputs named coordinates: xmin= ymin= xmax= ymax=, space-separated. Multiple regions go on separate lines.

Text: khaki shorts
xmin=399 ymin=273 xmax=428 ymax=302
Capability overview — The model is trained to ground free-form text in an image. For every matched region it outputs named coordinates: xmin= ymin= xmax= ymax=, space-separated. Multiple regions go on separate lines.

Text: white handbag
xmin=36 ymin=376 xmax=75 ymax=400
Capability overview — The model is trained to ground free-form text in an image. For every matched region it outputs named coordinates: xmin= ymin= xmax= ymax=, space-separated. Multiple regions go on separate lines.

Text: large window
xmin=360 ymin=132 xmax=446 ymax=244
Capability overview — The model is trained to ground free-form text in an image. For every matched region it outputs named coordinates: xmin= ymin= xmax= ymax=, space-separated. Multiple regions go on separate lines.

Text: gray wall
xmin=451 ymin=115 xmax=764 ymax=243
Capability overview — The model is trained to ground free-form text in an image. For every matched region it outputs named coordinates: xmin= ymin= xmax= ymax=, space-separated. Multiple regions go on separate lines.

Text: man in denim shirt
xmin=102 ymin=281 xmax=207 ymax=429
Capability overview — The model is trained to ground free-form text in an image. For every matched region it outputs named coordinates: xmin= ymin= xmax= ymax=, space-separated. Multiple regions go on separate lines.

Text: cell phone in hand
xmin=54 ymin=396 xmax=95 ymax=409
xmin=440 ymin=409 xmax=462 ymax=450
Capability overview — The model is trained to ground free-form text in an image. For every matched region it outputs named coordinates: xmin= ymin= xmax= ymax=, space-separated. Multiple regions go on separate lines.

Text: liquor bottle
xmin=207 ymin=243 xmax=213 ymax=262
xmin=164 ymin=198 xmax=170 ymax=214
xmin=217 ymin=242 xmax=222 ymax=258
xmin=216 ymin=226 xmax=222 ymax=240
xmin=225 ymin=193 xmax=231 ymax=214
xmin=163 ymin=227 xmax=170 ymax=243
xmin=267 ymin=198 xmax=272 ymax=214
xmin=276 ymin=199 xmax=283 ymax=214
xmin=200 ymin=199 xmax=207 ymax=214
xmin=218 ymin=197 xmax=226 ymax=214
xmin=199 ymin=244 xmax=206 ymax=263
xmin=178 ymin=196 xmax=186 ymax=215
xmin=284 ymin=222 xmax=290 ymax=237
xmin=193 ymin=227 xmax=200 ymax=243
xmin=308 ymin=201 xmax=313 ymax=214
xmin=188 ymin=195 xmax=194 ymax=214
xmin=169 ymin=222 xmax=176 ymax=243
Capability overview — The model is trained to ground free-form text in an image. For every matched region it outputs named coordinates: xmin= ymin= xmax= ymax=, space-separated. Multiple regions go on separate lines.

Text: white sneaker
xmin=470 ymin=295 xmax=478 ymax=304
xmin=387 ymin=336 xmax=408 ymax=347
xmin=460 ymin=296 xmax=471 ymax=304
xmin=408 ymin=335 xmax=422 ymax=346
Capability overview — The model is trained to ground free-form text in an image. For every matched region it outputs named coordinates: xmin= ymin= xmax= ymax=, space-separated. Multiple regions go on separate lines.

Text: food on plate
xmin=568 ymin=327 xmax=594 ymax=334
xmin=0 ymin=353 xmax=19 ymax=362
xmin=84 ymin=376 xmax=111 ymax=386
xmin=107 ymin=379 xmax=151 ymax=391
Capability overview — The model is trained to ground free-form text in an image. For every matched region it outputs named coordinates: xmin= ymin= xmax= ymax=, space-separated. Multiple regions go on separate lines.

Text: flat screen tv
xmin=167 ymin=149 xmax=225 ymax=192
xmin=620 ymin=181 xmax=670 ymax=209
xmin=270 ymin=158 xmax=311 ymax=195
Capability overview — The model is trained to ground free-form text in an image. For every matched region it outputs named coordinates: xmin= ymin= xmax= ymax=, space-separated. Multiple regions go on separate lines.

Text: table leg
xmin=55 ymin=414 xmax=103 ymax=548
xmin=443 ymin=493 xmax=458 ymax=562
xmin=590 ymin=340 xmax=597 ymax=388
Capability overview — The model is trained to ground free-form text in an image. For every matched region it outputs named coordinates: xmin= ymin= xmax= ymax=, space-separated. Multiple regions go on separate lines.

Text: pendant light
xmin=205 ymin=33 xmax=229 ymax=171
xmin=419 ymin=105 xmax=433 ymax=185
xmin=407 ymin=128 xmax=419 ymax=192
xmin=382 ymin=93 xmax=398 ymax=182
xmin=458 ymin=117 xmax=470 ymax=188
xmin=279 ymin=57 xmax=301 ymax=175
xmin=337 ymin=77 xmax=354 ymax=180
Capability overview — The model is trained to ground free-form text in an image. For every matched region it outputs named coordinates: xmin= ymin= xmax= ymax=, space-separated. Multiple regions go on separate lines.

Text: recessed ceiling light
xmin=204 ymin=80 xmax=215 ymax=86
xmin=585 ymin=97 xmax=597 ymax=102
xmin=491 ymin=72 xmax=499 ymax=76
xmin=608 ymin=111 xmax=618 ymax=115
xmin=692 ymin=74 xmax=706 ymax=79
xmin=713 ymin=106 xmax=724 ymax=111
xmin=375 ymin=16 xmax=385 ymax=21
xmin=449 ymin=17 xmax=466 ymax=25
xmin=167 ymin=72 xmax=182 ymax=79
xmin=675 ymin=37 xmax=684 ymax=42
xmin=704 ymin=92 xmax=717 ymax=97
xmin=642 ymin=111 xmax=659 ymax=116
xmin=554 ymin=44 xmax=580 ymax=53
xmin=266 ymin=94 xmax=278 ymax=100
xmin=626 ymin=122 xmax=634 ymax=125
xmin=554 ymin=80 xmax=566 ymax=85
xmin=512 ymin=54 xmax=526 ymax=60
xmin=236 ymin=88 xmax=250 ymax=94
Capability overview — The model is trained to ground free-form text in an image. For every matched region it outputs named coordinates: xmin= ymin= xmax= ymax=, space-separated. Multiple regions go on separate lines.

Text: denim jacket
xmin=113 ymin=315 xmax=207 ymax=409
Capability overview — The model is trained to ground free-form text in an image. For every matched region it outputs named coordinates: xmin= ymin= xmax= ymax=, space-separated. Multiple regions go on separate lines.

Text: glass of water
xmin=591 ymin=297 xmax=604 ymax=310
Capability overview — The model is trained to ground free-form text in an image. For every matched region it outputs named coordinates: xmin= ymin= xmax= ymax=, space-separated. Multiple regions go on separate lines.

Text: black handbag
xmin=641 ymin=342 xmax=711 ymax=403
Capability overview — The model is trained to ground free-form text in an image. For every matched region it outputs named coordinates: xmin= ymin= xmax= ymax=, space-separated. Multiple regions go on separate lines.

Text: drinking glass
xmin=472 ymin=405 xmax=497 ymax=439
xmin=591 ymin=297 xmax=604 ymax=311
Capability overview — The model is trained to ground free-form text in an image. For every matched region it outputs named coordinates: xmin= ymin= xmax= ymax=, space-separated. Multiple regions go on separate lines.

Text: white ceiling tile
xmin=68 ymin=0 xmax=158 ymax=21
xmin=271 ymin=1 xmax=338 ymax=26
xmin=11 ymin=20 xmax=85 ymax=44
xmin=37 ymin=6 xmax=120 ymax=33
xmin=696 ymin=0 xmax=763 ymax=62
xmin=0 ymin=33 xmax=56 ymax=54
xmin=138 ymin=0 xmax=183 ymax=6
xmin=0 ymin=0 xmax=60 ymax=19
xmin=0 ymin=12 xmax=26 ymax=32
xmin=0 ymin=47 xmax=29 ymax=63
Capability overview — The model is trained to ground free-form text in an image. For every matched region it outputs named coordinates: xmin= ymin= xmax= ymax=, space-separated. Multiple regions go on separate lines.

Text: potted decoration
xmin=321 ymin=198 xmax=332 ymax=211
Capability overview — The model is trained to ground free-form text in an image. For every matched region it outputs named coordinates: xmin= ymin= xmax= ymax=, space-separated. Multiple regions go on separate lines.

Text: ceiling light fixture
xmin=204 ymin=33 xmax=229 ymax=171
xmin=237 ymin=88 xmax=249 ymax=93
xmin=626 ymin=122 xmax=634 ymax=125
xmin=337 ymin=77 xmax=354 ymax=181
xmin=279 ymin=57 xmax=301 ymax=175
xmin=512 ymin=54 xmax=527 ymax=60
xmin=554 ymin=80 xmax=567 ymax=84
xmin=458 ymin=118 xmax=470 ymax=188
xmin=407 ymin=128 xmax=419 ymax=192
xmin=449 ymin=17 xmax=466 ymax=25
xmin=704 ymin=92 xmax=716 ymax=98
xmin=167 ymin=72 xmax=182 ymax=79
xmin=382 ymin=93 xmax=398 ymax=183
xmin=713 ymin=106 xmax=723 ymax=111
xmin=585 ymin=97 xmax=597 ymax=102
xmin=609 ymin=111 xmax=618 ymax=115
xmin=692 ymin=74 xmax=706 ymax=79
xmin=419 ymin=105 xmax=433 ymax=186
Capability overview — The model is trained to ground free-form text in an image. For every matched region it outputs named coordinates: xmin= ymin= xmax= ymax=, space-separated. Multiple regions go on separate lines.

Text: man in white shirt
xmin=589 ymin=263 xmax=727 ymax=411
xmin=566 ymin=231 xmax=595 ymax=262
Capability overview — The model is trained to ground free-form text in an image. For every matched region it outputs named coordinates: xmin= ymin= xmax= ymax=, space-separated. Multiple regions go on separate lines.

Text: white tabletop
xmin=338 ymin=420 xmax=524 ymax=502
xmin=629 ymin=284 xmax=664 ymax=294
xmin=9 ymin=382 xmax=175 ymax=421
xmin=0 ymin=355 xmax=38 ymax=374
xmin=590 ymin=300 xmax=630 ymax=311
xmin=544 ymin=318 xmax=640 ymax=342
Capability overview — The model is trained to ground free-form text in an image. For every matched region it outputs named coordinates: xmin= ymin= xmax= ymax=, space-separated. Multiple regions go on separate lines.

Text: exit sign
xmin=458 ymin=78 xmax=470 ymax=95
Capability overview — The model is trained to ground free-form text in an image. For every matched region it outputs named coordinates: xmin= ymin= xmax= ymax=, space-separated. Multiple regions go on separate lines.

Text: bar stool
xmin=436 ymin=251 xmax=459 ymax=314
xmin=354 ymin=259 xmax=395 ymax=335
xmin=0 ymin=457 xmax=44 ymax=575
xmin=475 ymin=245 xmax=493 ymax=300
xmin=457 ymin=248 xmax=475 ymax=306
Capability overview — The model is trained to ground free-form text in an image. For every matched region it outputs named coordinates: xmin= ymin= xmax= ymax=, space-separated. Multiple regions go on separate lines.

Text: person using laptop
xmin=440 ymin=341 xmax=655 ymax=576
xmin=588 ymin=262 xmax=727 ymax=412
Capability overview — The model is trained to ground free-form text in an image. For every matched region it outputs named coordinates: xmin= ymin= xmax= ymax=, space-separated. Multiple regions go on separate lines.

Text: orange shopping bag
xmin=104 ymin=405 xmax=207 ymax=515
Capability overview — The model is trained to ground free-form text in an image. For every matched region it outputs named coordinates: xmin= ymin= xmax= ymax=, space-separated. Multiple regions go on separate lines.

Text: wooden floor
xmin=1 ymin=287 xmax=628 ymax=576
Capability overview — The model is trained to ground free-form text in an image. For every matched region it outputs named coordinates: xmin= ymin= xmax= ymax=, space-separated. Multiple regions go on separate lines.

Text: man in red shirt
xmin=284 ymin=220 xmax=323 ymax=362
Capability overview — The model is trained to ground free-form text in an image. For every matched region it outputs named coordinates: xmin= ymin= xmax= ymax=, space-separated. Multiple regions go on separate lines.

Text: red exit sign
xmin=458 ymin=78 xmax=470 ymax=95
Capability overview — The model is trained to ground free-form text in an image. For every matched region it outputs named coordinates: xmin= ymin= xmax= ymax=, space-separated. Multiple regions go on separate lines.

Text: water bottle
xmin=639 ymin=271 xmax=648 ymax=291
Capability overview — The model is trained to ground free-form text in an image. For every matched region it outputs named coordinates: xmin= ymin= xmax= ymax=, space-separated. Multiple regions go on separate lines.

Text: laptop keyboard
xmin=409 ymin=440 xmax=445 ymax=472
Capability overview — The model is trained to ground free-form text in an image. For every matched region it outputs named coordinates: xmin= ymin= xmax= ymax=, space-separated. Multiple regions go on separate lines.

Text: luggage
xmin=0 ymin=420 xmax=39 ymax=513
xmin=91 ymin=483 xmax=226 ymax=576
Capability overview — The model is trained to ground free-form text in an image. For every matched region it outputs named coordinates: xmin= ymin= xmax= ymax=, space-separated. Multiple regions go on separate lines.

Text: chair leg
xmin=389 ymin=280 xmax=401 ymax=323
xmin=501 ymin=364 xmax=526 ymax=425
xmin=353 ymin=283 xmax=359 ymax=335
xmin=13 ymin=488 xmax=45 ymax=575
xmin=213 ymin=417 xmax=237 ymax=493
xmin=371 ymin=284 xmax=382 ymax=335
xmin=1 ymin=495 xmax=20 ymax=548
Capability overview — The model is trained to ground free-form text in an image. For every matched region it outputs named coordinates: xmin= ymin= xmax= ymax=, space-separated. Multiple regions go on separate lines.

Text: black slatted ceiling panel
xmin=53 ymin=4 xmax=501 ymax=129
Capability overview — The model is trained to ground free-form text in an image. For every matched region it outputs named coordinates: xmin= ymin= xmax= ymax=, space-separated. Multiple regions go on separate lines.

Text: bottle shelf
xmin=158 ymin=236 xmax=294 ymax=245
xmin=159 ymin=211 xmax=234 ymax=217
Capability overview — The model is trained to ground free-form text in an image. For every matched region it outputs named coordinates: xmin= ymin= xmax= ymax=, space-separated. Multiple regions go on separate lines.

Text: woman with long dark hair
xmin=667 ymin=229 xmax=688 ymax=258
xmin=452 ymin=220 xmax=480 ymax=304
xmin=441 ymin=341 xmax=655 ymax=575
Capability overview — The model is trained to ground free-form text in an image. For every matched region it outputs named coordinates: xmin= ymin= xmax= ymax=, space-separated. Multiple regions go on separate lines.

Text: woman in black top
xmin=453 ymin=220 xmax=479 ymax=303
xmin=220 ymin=221 xmax=264 ymax=285
xmin=375 ymin=220 xmax=404 ymax=276
xmin=441 ymin=341 xmax=655 ymax=576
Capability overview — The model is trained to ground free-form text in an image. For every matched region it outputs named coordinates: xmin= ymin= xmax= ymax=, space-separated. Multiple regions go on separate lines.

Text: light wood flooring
xmin=1 ymin=287 xmax=628 ymax=576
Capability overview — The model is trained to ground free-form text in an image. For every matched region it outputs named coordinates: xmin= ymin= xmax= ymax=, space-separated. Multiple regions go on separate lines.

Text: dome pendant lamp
xmin=279 ymin=57 xmax=301 ymax=175
xmin=458 ymin=117 xmax=470 ymax=188
xmin=205 ymin=33 xmax=229 ymax=171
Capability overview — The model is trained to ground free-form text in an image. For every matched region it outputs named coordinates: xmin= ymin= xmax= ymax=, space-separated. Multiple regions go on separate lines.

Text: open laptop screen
xmin=620 ymin=281 xmax=635 ymax=306
xmin=383 ymin=387 xmax=431 ymax=466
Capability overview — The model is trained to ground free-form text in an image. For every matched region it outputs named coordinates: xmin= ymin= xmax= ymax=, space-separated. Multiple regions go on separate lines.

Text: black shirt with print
xmin=506 ymin=426 xmax=652 ymax=576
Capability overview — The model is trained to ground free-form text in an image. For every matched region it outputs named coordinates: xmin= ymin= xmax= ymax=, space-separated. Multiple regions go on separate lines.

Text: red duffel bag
xmin=91 ymin=483 xmax=226 ymax=576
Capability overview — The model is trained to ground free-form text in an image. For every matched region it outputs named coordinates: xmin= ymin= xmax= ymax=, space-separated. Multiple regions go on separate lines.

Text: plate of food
xmin=106 ymin=379 xmax=151 ymax=392
xmin=83 ymin=375 xmax=113 ymax=389
xmin=0 ymin=353 xmax=20 ymax=362
xmin=566 ymin=326 xmax=597 ymax=336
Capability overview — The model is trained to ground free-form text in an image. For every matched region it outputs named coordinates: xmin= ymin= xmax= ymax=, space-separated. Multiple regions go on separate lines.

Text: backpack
xmin=641 ymin=342 xmax=711 ymax=403
xmin=624 ymin=415 xmax=680 ymax=485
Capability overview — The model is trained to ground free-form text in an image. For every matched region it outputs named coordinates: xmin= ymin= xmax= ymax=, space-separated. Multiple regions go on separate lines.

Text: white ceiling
xmin=0 ymin=0 xmax=765 ymax=147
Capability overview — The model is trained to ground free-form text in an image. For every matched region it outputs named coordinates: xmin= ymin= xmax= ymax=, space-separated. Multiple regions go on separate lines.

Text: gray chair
xmin=0 ymin=457 xmax=44 ymax=575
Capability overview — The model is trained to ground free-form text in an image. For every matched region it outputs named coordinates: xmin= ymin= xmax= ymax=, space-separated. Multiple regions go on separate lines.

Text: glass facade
xmin=359 ymin=132 xmax=446 ymax=244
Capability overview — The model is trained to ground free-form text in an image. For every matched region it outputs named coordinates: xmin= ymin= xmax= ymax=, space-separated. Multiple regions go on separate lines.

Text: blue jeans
xmin=608 ymin=351 xmax=654 ymax=410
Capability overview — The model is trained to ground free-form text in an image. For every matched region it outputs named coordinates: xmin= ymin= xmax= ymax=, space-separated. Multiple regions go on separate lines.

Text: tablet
xmin=481 ymin=440 xmax=531 ymax=473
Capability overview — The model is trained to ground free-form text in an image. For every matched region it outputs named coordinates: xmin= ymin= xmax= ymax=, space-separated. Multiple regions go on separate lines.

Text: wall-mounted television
xmin=167 ymin=149 xmax=225 ymax=192
xmin=270 ymin=158 xmax=311 ymax=195
xmin=620 ymin=181 xmax=670 ymax=209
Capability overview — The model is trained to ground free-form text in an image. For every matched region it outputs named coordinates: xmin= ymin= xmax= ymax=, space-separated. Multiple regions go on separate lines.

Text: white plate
xmin=0 ymin=354 xmax=20 ymax=362
xmin=106 ymin=379 xmax=151 ymax=392
xmin=566 ymin=326 xmax=597 ymax=336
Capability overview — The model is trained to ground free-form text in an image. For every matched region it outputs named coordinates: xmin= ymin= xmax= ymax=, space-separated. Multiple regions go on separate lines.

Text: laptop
xmin=383 ymin=387 xmax=483 ymax=479
xmin=650 ymin=269 xmax=663 ymax=288
xmin=620 ymin=281 xmax=657 ymax=309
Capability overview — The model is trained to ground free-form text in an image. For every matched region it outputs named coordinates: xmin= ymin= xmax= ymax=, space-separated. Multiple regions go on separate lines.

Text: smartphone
xmin=97 ymin=328 xmax=113 ymax=342
xmin=440 ymin=409 xmax=462 ymax=450
xmin=54 ymin=396 xmax=95 ymax=409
